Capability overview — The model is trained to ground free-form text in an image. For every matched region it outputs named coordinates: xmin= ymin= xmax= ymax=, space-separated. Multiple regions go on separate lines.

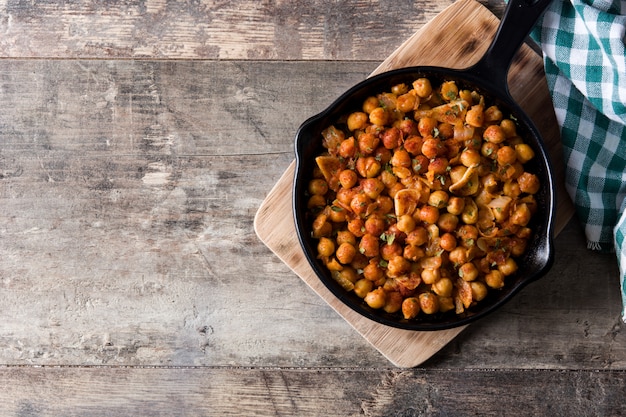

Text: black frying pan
xmin=293 ymin=0 xmax=556 ymax=330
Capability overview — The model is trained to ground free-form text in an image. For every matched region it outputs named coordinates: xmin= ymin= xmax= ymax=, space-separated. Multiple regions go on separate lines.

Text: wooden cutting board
xmin=254 ymin=0 xmax=574 ymax=367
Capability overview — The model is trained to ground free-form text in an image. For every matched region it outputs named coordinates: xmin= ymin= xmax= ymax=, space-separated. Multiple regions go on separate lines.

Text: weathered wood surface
xmin=0 ymin=0 xmax=624 ymax=414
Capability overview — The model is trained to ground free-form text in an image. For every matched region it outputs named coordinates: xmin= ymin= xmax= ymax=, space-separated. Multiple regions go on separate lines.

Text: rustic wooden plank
xmin=0 ymin=60 xmax=623 ymax=369
xmin=0 ymin=367 xmax=623 ymax=416
xmin=0 ymin=0 xmax=505 ymax=60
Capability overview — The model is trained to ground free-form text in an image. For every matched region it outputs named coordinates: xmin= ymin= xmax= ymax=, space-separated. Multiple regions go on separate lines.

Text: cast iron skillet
xmin=293 ymin=0 xmax=556 ymax=331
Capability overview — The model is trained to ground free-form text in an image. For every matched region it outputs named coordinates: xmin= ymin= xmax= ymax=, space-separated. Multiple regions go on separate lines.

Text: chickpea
xmin=438 ymin=123 xmax=454 ymax=139
xmin=500 ymin=119 xmax=517 ymax=137
xmin=308 ymin=179 xmax=328 ymax=196
xmin=380 ymin=242 xmax=403 ymax=261
xmin=438 ymin=296 xmax=455 ymax=313
xmin=498 ymin=257 xmax=518 ymax=276
xmin=338 ymin=137 xmax=357 ymax=158
xmin=358 ymin=132 xmax=380 ymax=155
xmin=381 ymin=127 xmax=402 ymax=149
xmin=405 ymin=226 xmax=429 ymax=247
xmin=419 ymin=205 xmax=440 ymax=224
xmin=483 ymin=125 xmax=506 ymax=144
xmin=359 ymin=233 xmax=379 ymax=258
xmin=458 ymin=262 xmax=478 ymax=281
xmin=470 ymin=281 xmax=488 ymax=302
xmin=412 ymin=78 xmax=432 ymax=98
xmin=347 ymin=111 xmax=368 ymax=131
xmin=446 ymin=196 xmax=465 ymax=215
xmin=317 ymin=237 xmax=335 ymax=258
xmin=421 ymin=137 xmax=444 ymax=159
xmin=419 ymin=292 xmax=440 ymax=314
xmin=428 ymin=157 xmax=449 ymax=175
xmin=440 ymin=81 xmax=458 ymax=101
xmin=350 ymin=193 xmax=370 ymax=215
xmin=363 ymin=261 xmax=385 ymax=282
xmin=369 ymin=107 xmax=389 ymax=126
xmin=439 ymin=232 xmax=457 ymax=251
xmin=437 ymin=213 xmax=459 ymax=233
xmin=481 ymin=141 xmax=499 ymax=159
xmin=336 ymin=230 xmax=356 ymax=246
xmin=355 ymin=156 xmax=381 ymax=178
xmin=375 ymin=195 xmax=394 ymax=214
xmin=432 ymin=277 xmax=453 ymax=297
xmin=413 ymin=155 xmax=429 ymax=175
xmin=485 ymin=270 xmax=505 ymax=289
xmin=383 ymin=291 xmax=403 ymax=314
xmin=390 ymin=149 xmax=412 ymax=168
xmin=364 ymin=215 xmax=386 ymax=236
xmin=421 ymin=268 xmax=440 ymax=285
xmin=460 ymin=148 xmax=481 ymax=167
xmin=364 ymin=288 xmax=387 ymax=309
xmin=361 ymin=178 xmax=385 ymax=199
xmin=307 ymin=194 xmax=326 ymax=209
xmin=312 ymin=218 xmax=332 ymax=238
xmin=517 ymin=172 xmax=540 ymax=194
xmin=402 ymin=297 xmax=421 ymax=319
xmin=403 ymin=244 xmax=425 ymax=262
xmin=465 ymin=104 xmax=484 ymax=127
xmin=484 ymin=105 xmax=503 ymax=122
xmin=328 ymin=205 xmax=347 ymax=223
xmin=418 ymin=117 xmax=439 ymax=138
xmin=337 ymin=267 xmax=359 ymax=284
xmin=497 ymin=145 xmax=517 ymax=166
xmin=515 ymin=143 xmax=535 ymax=163
xmin=396 ymin=214 xmax=416 ymax=234
xmin=336 ymin=242 xmax=357 ymax=264
xmin=428 ymin=190 xmax=449 ymax=208
xmin=362 ymin=96 xmax=379 ymax=114
xmin=347 ymin=218 xmax=365 ymax=238
xmin=448 ymin=247 xmax=468 ymax=266
xmin=387 ymin=255 xmax=411 ymax=277
xmin=354 ymin=279 xmax=373 ymax=298
xmin=511 ymin=203 xmax=532 ymax=226
xmin=397 ymin=93 xmax=418 ymax=112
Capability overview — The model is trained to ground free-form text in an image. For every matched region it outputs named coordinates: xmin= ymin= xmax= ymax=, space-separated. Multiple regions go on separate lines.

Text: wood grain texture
xmin=0 ymin=367 xmax=624 ymax=417
xmin=0 ymin=0 xmax=504 ymax=60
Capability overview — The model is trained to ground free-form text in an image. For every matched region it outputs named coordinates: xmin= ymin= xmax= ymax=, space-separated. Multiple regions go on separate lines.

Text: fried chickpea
xmin=362 ymin=178 xmax=385 ymax=199
xmin=511 ymin=203 xmax=532 ymax=226
xmin=515 ymin=143 xmax=535 ymax=163
xmin=432 ymin=277 xmax=453 ymax=297
xmin=369 ymin=107 xmax=389 ymax=126
xmin=470 ymin=281 xmax=488 ymax=302
xmin=380 ymin=242 xmax=403 ymax=261
xmin=402 ymin=297 xmax=421 ymax=319
xmin=503 ymin=181 xmax=522 ymax=198
xmin=438 ymin=296 xmax=455 ymax=313
xmin=446 ymin=196 xmax=465 ymax=216
xmin=438 ymin=123 xmax=454 ymax=139
xmin=396 ymin=214 xmax=416 ymax=234
xmin=404 ymin=244 xmax=425 ymax=262
xmin=381 ymin=127 xmax=402 ymax=149
xmin=337 ymin=267 xmax=359 ymax=284
xmin=483 ymin=125 xmax=506 ymax=144
xmin=355 ymin=156 xmax=381 ymax=178
xmin=336 ymin=230 xmax=356 ymax=246
xmin=421 ymin=268 xmax=440 ymax=285
xmin=459 ymin=262 xmax=478 ymax=281
xmin=347 ymin=111 xmax=368 ymax=131
xmin=517 ymin=172 xmax=540 ymax=194
xmin=328 ymin=205 xmax=347 ymax=223
xmin=387 ymin=255 xmax=411 ymax=277
xmin=350 ymin=193 xmax=370 ymax=215
xmin=465 ymin=104 xmax=484 ymax=127
xmin=428 ymin=157 xmax=449 ymax=175
xmin=376 ymin=195 xmax=394 ymax=214
xmin=392 ymin=83 xmax=409 ymax=95
xmin=418 ymin=117 xmax=439 ymax=138
xmin=383 ymin=291 xmax=403 ymax=314
xmin=307 ymin=194 xmax=326 ymax=209
xmin=437 ymin=213 xmax=459 ymax=233
xmin=363 ymin=262 xmax=385 ymax=282
xmin=460 ymin=148 xmax=481 ymax=167
xmin=405 ymin=227 xmax=429 ymax=247
xmin=358 ymin=132 xmax=380 ymax=155
xmin=481 ymin=141 xmax=499 ymax=159
xmin=312 ymin=218 xmax=332 ymax=238
xmin=500 ymin=119 xmax=517 ymax=137
xmin=498 ymin=257 xmax=518 ymax=276
xmin=390 ymin=149 xmax=412 ymax=168
xmin=353 ymin=279 xmax=374 ymax=298
xmin=317 ymin=237 xmax=335 ymax=257
xmin=364 ymin=216 xmax=386 ymax=236
xmin=485 ymin=270 xmax=505 ymax=289
xmin=439 ymin=232 xmax=457 ymax=251
xmin=419 ymin=292 xmax=440 ymax=314
xmin=338 ymin=169 xmax=358 ymax=189
xmin=419 ymin=205 xmax=440 ymax=224
xmin=440 ymin=81 xmax=458 ymax=101
xmin=362 ymin=96 xmax=379 ymax=114
xmin=336 ymin=242 xmax=357 ymax=264
xmin=397 ymin=93 xmax=418 ymax=112
xmin=497 ymin=145 xmax=517 ymax=166
xmin=421 ymin=137 xmax=444 ymax=159
xmin=359 ymin=233 xmax=379 ymax=257
xmin=308 ymin=179 xmax=328 ymax=196
xmin=428 ymin=190 xmax=449 ymax=208
xmin=364 ymin=287 xmax=387 ymax=309
xmin=347 ymin=218 xmax=365 ymax=238
xmin=338 ymin=137 xmax=357 ymax=158
xmin=448 ymin=247 xmax=468 ymax=266
xmin=484 ymin=105 xmax=503 ymax=122
xmin=413 ymin=78 xmax=432 ymax=98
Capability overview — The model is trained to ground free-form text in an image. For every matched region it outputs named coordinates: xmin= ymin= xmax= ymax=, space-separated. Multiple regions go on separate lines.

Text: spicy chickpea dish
xmin=306 ymin=77 xmax=541 ymax=320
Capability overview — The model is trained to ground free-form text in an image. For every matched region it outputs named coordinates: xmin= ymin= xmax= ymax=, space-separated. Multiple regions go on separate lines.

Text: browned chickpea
xmin=359 ymin=233 xmax=379 ymax=258
xmin=380 ymin=127 xmax=401 ymax=149
xmin=438 ymin=296 xmax=455 ymax=313
xmin=369 ymin=107 xmax=389 ymax=126
xmin=307 ymin=195 xmax=326 ymax=209
xmin=312 ymin=216 xmax=332 ymax=238
xmin=458 ymin=262 xmax=478 ymax=281
xmin=364 ymin=215 xmax=386 ymax=236
xmin=428 ymin=157 xmax=449 ymax=175
xmin=465 ymin=104 xmax=484 ymax=127
xmin=392 ymin=83 xmax=409 ymax=95
xmin=439 ymin=232 xmax=457 ymax=251
xmin=419 ymin=292 xmax=440 ymax=314
xmin=363 ymin=262 xmax=385 ymax=282
xmin=403 ymin=244 xmax=425 ymax=262
xmin=337 ymin=267 xmax=359 ymax=284
xmin=317 ymin=237 xmax=335 ymax=257
xmin=446 ymin=196 xmax=465 ymax=216
xmin=497 ymin=145 xmax=517 ymax=166
xmin=402 ymin=297 xmax=421 ymax=319
xmin=515 ymin=143 xmax=535 ymax=163
xmin=350 ymin=193 xmax=370 ymax=216
xmin=517 ymin=172 xmax=540 ymax=194
xmin=336 ymin=187 xmax=356 ymax=207
xmin=338 ymin=137 xmax=357 ymax=159
xmin=403 ymin=136 xmax=423 ymax=156
xmin=361 ymin=178 xmax=385 ymax=199
xmin=511 ymin=203 xmax=532 ymax=226
xmin=338 ymin=169 xmax=357 ymax=189
xmin=375 ymin=195 xmax=394 ymax=214
xmin=387 ymin=182 xmax=405 ymax=199
xmin=437 ymin=212 xmax=459 ymax=233
xmin=421 ymin=268 xmax=440 ymax=285
xmin=483 ymin=125 xmax=506 ymax=144
xmin=448 ymin=247 xmax=468 ymax=265
xmin=412 ymin=155 xmax=429 ymax=174
xmin=485 ymin=270 xmax=505 ymax=289
xmin=498 ymin=257 xmax=518 ymax=276
xmin=503 ymin=181 xmax=522 ymax=198
xmin=500 ymin=119 xmax=517 ymax=137
xmin=440 ymin=81 xmax=458 ymax=101
xmin=357 ymin=132 xmax=380 ymax=155
xmin=355 ymin=156 xmax=381 ymax=178
xmin=328 ymin=205 xmax=347 ymax=223
xmin=457 ymin=224 xmax=478 ymax=246
xmin=383 ymin=292 xmax=402 ymax=314
xmin=460 ymin=148 xmax=481 ymax=167
xmin=437 ymin=123 xmax=454 ymax=140
xmin=432 ymin=277 xmax=453 ymax=297
xmin=419 ymin=205 xmax=440 ymax=224
xmin=336 ymin=242 xmax=357 ymax=264
xmin=364 ymin=287 xmax=386 ymax=309
xmin=397 ymin=93 xmax=418 ymax=112
xmin=396 ymin=214 xmax=416 ymax=234
xmin=347 ymin=111 xmax=368 ymax=131
xmin=481 ymin=141 xmax=499 ymax=159
xmin=391 ymin=149 xmax=412 ymax=168
xmin=336 ymin=230 xmax=356 ymax=246
xmin=418 ymin=117 xmax=439 ymax=137
xmin=387 ymin=255 xmax=411 ymax=277
xmin=413 ymin=78 xmax=432 ymax=98
xmin=362 ymin=96 xmax=379 ymax=114
xmin=421 ymin=137 xmax=444 ymax=159
xmin=405 ymin=226 xmax=429 ymax=247
xmin=374 ymin=147 xmax=392 ymax=166
xmin=353 ymin=279 xmax=373 ymax=298
xmin=380 ymin=242 xmax=403 ymax=261
xmin=484 ymin=105 xmax=503 ymax=122
xmin=308 ymin=179 xmax=328 ymax=196
xmin=347 ymin=218 xmax=365 ymax=238
xmin=470 ymin=281 xmax=488 ymax=302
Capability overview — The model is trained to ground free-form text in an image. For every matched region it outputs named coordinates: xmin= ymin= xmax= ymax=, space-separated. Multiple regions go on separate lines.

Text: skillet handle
xmin=468 ymin=0 xmax=553 ymax=95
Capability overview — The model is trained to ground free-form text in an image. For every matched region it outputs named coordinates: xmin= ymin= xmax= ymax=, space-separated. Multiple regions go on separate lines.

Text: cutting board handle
xmin=468 ymin=0 xmax=552 ymax=96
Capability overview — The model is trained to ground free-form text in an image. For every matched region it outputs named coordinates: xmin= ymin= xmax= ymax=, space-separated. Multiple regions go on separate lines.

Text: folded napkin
xmin=529 ymin=0 xmax=626 ymax=319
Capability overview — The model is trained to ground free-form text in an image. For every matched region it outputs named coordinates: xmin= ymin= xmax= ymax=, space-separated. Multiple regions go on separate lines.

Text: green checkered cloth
xmin=530 ymin=0 xmax=626 ymax=320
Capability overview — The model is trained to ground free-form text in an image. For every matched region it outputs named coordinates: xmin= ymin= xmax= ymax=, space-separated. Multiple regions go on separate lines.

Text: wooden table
xmin=0 ymin=0 xmax=624 ymax=415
